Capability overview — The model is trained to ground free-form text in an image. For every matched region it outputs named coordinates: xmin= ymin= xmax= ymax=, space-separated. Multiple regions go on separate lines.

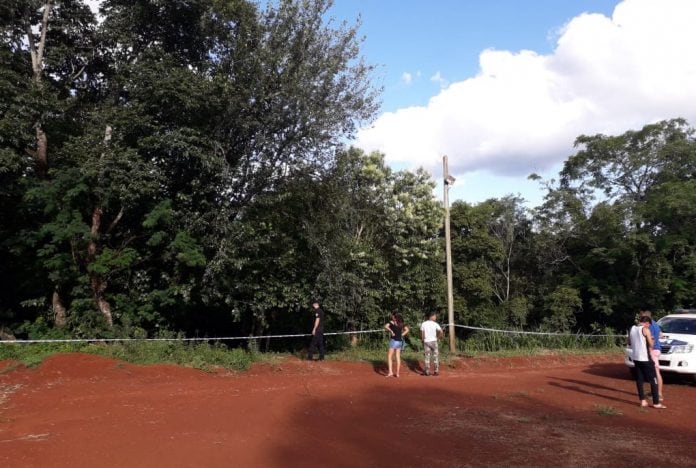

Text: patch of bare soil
xmin=1 ymin=353 xmax=694 ymax=467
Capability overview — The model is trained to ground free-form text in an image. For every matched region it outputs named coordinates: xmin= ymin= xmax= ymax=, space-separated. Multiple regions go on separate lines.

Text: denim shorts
xmin=389 ymin=339 xmax=404 ymax=349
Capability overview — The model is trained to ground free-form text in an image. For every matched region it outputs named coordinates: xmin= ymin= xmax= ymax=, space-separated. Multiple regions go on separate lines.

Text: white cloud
xmin=85 ymin=0 xmax=101 ymax=14
xmin=356 ymin=0 xmax=696 ymax=178
xmin=85 ymin=0 xmax=104 ymax=22
xmin=401 ymin=72 xmax=413 ymax=85
xmin=430 ymin=71 xmax=448 ymax=88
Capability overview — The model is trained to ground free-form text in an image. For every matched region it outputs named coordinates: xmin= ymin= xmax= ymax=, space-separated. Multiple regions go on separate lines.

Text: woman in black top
xmin=384 ymin=312 xmax=410 ymax=377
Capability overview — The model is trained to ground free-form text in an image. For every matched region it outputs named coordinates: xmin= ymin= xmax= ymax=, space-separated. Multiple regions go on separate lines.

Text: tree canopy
xmin=1 ymin=2 xmax=695 ymax=343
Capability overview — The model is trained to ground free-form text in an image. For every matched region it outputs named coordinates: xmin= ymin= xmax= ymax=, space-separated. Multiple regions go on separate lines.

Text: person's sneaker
xmin=423 ymin=371 xmax=430 ymax=376
xmin=433 ymin=371 xmax=439 ymax=376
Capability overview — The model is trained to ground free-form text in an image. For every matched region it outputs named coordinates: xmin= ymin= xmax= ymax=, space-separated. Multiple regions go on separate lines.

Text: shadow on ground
xmin=583 ymin=361 xmax=696 ymax=387
xmin=269 ymin=376 xmax=696 ymax=468
xmin=370 ymin=358 xmax=423 ymax=376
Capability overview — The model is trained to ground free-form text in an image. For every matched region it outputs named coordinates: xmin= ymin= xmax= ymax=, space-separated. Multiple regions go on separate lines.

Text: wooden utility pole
xmin=443 ymin=156 xmax=456 ymax=353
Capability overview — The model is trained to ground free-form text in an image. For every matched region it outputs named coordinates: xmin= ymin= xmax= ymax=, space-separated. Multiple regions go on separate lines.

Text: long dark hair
xmin=392 ymin=313 xmax=404 ymax=328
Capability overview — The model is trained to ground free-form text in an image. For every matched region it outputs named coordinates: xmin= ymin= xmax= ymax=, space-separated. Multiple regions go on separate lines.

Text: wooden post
xmin=443 ymin=156 xmax=456 ymax=353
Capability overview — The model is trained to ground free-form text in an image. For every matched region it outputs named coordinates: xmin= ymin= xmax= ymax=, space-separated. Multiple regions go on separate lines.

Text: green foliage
xmin=0 ymin=0 xmax=380 ymax=338
xmin=0 ymin=341 xmax=256 ymax=371
xmin=88 ymin=247 xmax=138 ymax=275
xmin=541 ymin=287 xmax=582 ymax=332
xmin=83 ymin=341 xmax=256 ymax=371
xmin=0 ymin=343 xmax=83 ymax=368
xmin=594 ymin=405 xmax=622 ymax=417
xmin=171 ymin=232 xmax=206 ymax=267
xmin=541 ymin=119 xmax=696 ymax=328
xmin=449 ymin=196 xmax=535 ymax=328
xmin=458 ymin=330 xmax=623 ymax=354
xmin=1 ymin=1 xmax=694 ymax=348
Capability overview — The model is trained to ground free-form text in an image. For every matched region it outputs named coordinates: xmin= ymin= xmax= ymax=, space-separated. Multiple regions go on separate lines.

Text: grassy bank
xmin=0 ymin=341 xmax=262 ymax=372
xmin=0 ymin=332 xmax=624 ymax=372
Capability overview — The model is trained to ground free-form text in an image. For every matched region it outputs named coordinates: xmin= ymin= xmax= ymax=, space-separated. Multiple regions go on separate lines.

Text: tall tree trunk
xmin=52 ymin=289 xmax=67 ymax=327
xmin=35 ymin=126 xmax=48 ymax=178
xmin=26 ymin=2 xmax=52 ymax=178
xmin=349 ymin=319 xmax=358 ymax=346
xmin=248 ymin=319 xmax=258 ymax=352
xmin=28 ymin=2 xmax=52 ymax=84
xmin=86 ymin=125 xmax=114 ymax=327
xmin=88 ymin=206 xmax=113 ymax=326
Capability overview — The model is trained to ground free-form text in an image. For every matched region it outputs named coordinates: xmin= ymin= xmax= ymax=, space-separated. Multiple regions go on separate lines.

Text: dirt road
xmin=1 ymin=353 xmax=694 ymax=467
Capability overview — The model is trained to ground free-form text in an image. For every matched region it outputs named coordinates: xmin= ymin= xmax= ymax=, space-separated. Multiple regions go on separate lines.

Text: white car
xmin=624 ymin=311 xmax=696 ymax=383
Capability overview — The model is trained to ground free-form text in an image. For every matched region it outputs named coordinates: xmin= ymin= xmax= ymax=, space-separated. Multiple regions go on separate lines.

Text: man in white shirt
xmin=420 ymin=311 xmax=443 ymax=376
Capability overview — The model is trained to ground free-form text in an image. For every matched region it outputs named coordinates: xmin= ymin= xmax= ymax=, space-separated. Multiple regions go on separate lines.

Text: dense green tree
xmin=314 ymin=149 xmax=443 ymax=331
xmin=448 ymin=196 xmax=535 ymax=328
xmin=0 ymin=0 xmax=379 ymax=338
xmin=2 ymin=2 xmax=695 ymax=345
xmin=537 ymin=119 xmax=696 ymax=328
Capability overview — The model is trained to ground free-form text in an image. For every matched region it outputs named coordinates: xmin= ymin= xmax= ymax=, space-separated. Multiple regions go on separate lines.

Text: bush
xmin=0 ymin=340 xmax=257 ymax=371
xmin=82 ymin=341 xmax=257 ymax=371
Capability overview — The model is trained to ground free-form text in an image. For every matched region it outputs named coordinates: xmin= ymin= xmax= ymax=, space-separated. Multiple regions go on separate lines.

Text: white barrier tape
xmin=0 ymin=329 xmax=385 ymax=345
xmin=0 ymin=324 xmax=623 ymax=345
xmin=446 ymin=324 xmax=620 ymax=338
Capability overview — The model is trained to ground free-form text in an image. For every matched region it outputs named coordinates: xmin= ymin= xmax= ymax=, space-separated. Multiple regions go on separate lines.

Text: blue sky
xmin=326 ymin=0 xmax=696 ymax=207
xmin=331 ymin=0 xmax=617 ymax=113
xmin=84 ymin=0 xmax=696 ymax=208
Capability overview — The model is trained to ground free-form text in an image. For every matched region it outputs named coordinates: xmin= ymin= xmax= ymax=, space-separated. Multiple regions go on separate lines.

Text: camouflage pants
xmin=423 ymin=341 xmax=439 ymax=373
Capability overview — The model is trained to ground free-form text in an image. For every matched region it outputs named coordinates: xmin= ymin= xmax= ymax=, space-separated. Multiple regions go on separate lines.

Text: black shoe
xmin=423 ymin=371 xmax=430 ymax=376
xmin=433 ymin=371 xmax=439 ymax=376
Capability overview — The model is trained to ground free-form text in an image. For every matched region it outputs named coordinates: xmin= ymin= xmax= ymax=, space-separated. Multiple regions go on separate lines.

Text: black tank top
xmin=388 ymin=322 xmax=403 ymax=341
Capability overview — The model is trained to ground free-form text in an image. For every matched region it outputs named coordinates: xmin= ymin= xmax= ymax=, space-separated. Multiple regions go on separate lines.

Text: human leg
xmin=317 ymin=332 xmax=325 ymax=360
xmin=395 ymin=348 xmax=401 ymax=377
xmin=423 ymin=343 xmax=432 ymax=375
xmin=432 ymin=342 xmax=440 ymax=374
xmin=643 ymin=361 xmax=660 ymax=406
xmin=386 ymin=347 xmax=394 ymax=376
xmin=308 ymin=334 xmax=318 ymax=360
xmin=651 ymin=349 xmax=663 ymax=401
xmin=308 ymin=333 xmax=324 ymax=360
xmin=634 ymin=361 xmax=648 ymax=403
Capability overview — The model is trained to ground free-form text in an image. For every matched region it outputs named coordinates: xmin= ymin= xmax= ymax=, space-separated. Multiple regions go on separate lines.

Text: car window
xmin=658 ymin=317 xmax=696 ymax=335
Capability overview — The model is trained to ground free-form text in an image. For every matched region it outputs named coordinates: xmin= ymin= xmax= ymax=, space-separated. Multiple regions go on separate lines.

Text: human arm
xmin=312 ymin=316 xmax=320 ymax=335
xmin=642 ymin=327 xmax=654 ymax=349
xmin=384 ymin=322 xmax=394 ymax=337
xmin=402 ymin=326 xmax=410 ymax=337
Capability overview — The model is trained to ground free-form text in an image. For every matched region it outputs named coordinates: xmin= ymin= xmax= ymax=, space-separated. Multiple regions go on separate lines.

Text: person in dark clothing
xmin=307 ymin=300 xmax=325 ymax=361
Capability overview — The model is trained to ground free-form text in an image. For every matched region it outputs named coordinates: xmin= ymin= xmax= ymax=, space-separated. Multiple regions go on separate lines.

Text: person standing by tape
xmin=307 ymin=299 xmax=325 ymax=361
xmin=384 ymin=312 xmax=410 ymax=377
xmin=420 ymin=311 xmax=443 ymax=376
xmin=640 ymin=309 xmax=664 ymax=403
xmin=628 ymin=315 xmax=666 ymax=409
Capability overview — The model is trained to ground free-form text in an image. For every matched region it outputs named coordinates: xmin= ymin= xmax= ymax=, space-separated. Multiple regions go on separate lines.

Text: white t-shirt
xmin=420 ymin=320 xmax=442 ymax=343
xmin=629 ymin=324 xmax=650 ymax=362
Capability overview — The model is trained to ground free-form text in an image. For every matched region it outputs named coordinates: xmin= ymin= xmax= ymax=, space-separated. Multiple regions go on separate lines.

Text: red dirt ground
xmin=1 ymin=353 xmax=695 ymax=467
